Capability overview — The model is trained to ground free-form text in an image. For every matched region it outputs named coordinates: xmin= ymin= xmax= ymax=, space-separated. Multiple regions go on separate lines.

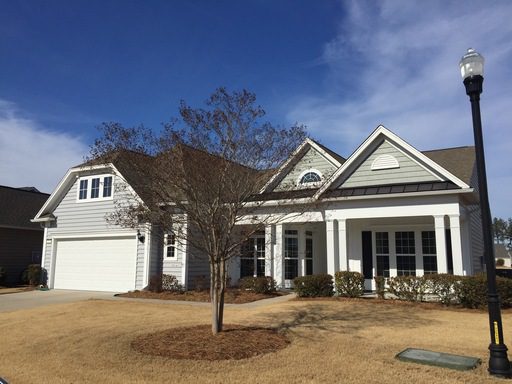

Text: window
xmin=305 ymin=231 xmax=313 ymax=275
xmin=103 ymin=176 xmax=113 ymax=197
xmin=164 ymin=233 xmax=176 ymax=258
xmin=299 ymin=171 xmax=321 ymax=185
xmin=422 ymin=231 xmax=437 ymax=274
xmin=240 ymin=232 xmax=266 ymax=278
xmin=284 ymin=230 xmax=298 ymax=280
xmin=375 ymin=232 xmax=390 ymax=277
xmin=77 ymin=175 xmax=114 ymax=201
xmin=79 ymin=179 xmax=88 ymax=200
xmin=91 ymin=178 xmax=100 ymax=198
xmin=396 ymin=231 xmax=416 ymax=276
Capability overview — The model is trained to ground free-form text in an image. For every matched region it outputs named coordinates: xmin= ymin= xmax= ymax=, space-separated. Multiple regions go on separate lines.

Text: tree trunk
xmin=210 ymin=254 xmax=227 ymax=335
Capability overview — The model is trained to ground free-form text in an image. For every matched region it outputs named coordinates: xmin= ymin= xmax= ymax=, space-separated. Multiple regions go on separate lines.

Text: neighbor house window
xmin=240 ymin=232 xmax=265 ymax=278
xmin=396 ymin=231 xmax=416 ymax=276
xmin=422 ymin=231 xmax=437 ymax=274
xmin=375 ymin=232 xmax=390 ymax=277
xmin=284 ymin=229 xmax=299 ymax=280
xmin=305 ymin=231 xmax=313 ymax=275
xmin=164 ymin=233 xmax=176 ymax=258
xmin=77 ymin=175 xmax=114 ymax=201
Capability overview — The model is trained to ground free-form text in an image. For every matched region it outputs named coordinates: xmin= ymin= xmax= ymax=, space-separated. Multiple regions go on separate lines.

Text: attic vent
xmin=371 ymin=154 xmax=399 ymax=170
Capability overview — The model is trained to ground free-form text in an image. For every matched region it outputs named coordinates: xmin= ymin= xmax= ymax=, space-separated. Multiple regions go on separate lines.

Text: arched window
xmin=300 ymin=171 xmax=321 ymax=184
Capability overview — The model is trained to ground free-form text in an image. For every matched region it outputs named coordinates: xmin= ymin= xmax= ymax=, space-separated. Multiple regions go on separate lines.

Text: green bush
xmin=496 ymin=258 xmax=505 ymax=267
xmin=387 ymin=275 xmax=426 ymax=302
xmin=334 ymin=271 xmax=364 ymax=297
xmin=424 ymin=274 xmax=459 ymax=305
xmin=239 ymin=276 xmax=276 ymax=294
xmin=20 ymin=264 xmax=46 ymax=286
xmin=293 ymin=274 xmax=333 ymax=297
xmin=148 ymin=274 xmax=163 ymax=292
xmin=455 ymin=274 xmax=487 ymax=308
xmin=374 ymin=276 xmax=386 ymax=299
xmin=161 ymin=274 xmax=183 ymax=293
xmin=497 ymin=276 xmax=512 ymax=308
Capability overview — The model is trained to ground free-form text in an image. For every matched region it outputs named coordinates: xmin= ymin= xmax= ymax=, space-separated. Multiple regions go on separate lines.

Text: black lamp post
xmin=460 ymin=48 xmax=511 ymax=377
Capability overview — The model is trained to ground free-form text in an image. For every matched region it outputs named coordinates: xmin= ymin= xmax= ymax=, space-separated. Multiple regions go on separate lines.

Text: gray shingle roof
xmin=0 ymin=186 xmax=50 ymax=230
xmin=422 ymin=146 xmax=475 ymax=186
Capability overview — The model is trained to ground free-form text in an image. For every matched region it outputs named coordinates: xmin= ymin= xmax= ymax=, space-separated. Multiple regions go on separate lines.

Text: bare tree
xmin=88 ymin=88 xmax=307 ymax=334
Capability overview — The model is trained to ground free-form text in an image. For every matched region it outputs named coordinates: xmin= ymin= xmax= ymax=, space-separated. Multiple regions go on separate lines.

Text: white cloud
xmin=286 ymin=0 xmax=512 ymax=218
xmin=0 ymin=100 xmax=88 ymax=193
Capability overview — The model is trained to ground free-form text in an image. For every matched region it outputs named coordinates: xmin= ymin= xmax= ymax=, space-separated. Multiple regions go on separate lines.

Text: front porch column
xmin=298 ymin=229 xmax=306 ymax=277
xmin=434 ymin=215 xmax=448 ymax=274
xmin=337 ymin=219 xmax=348 ymax=271
xmin=264 ymin=225 xmax=274 ymax=277
xmin=449 ymin=214 xmax=464 ymax=276
xmin=326 ymin=220 xmax=338 ymax=276
xmin=273 ymin=224 xmax=284 ymax=287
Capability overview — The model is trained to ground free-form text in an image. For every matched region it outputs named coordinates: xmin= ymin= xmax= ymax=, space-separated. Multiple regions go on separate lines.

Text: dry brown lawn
xmin=0 ymin=297 xmax=511 ymax=383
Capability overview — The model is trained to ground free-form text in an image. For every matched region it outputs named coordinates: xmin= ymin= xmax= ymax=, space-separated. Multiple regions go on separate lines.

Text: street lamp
xmin=460 ymin=48 xmax=511 ymax=377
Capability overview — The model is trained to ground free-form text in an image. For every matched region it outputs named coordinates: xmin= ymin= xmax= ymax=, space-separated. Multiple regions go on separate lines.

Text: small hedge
xmin=374 ymin=276 xmax=386 ymax=299
xmin=293 ymin=274 xmax=333 ymax=297
xmin=162 ymin=274 xmax=183 ymax=293
xmin=374 ymin=273 xmax=512 ymax=309
xmin=239 ymin=276 xmax=276 ymax=294
xmin=20 ymin=264 xmax=46 ymax=286
xmin=334 ymin=271 xmax=364 ymax=297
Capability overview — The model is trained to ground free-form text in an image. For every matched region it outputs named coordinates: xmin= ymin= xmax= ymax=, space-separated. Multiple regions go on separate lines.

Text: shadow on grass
xmin=258 ymin=299 xmax=438 ymax=340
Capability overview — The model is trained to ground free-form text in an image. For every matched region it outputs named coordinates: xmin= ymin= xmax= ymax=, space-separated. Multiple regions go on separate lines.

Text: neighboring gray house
xmin=495 ymin=244 xmax=511 ymax=267
xmin=33 ymin=126 xmax=484 ymax=292
xmin=0 ymin=186 xmax=49 ymax=284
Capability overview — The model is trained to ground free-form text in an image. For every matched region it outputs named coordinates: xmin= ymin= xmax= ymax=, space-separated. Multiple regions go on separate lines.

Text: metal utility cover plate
xmin=396 ymin=348 xmax=481 ymax=371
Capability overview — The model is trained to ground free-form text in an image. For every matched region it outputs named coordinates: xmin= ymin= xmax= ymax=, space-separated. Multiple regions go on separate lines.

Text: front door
xmin=362 ymin=231 xmax=373 ymax=291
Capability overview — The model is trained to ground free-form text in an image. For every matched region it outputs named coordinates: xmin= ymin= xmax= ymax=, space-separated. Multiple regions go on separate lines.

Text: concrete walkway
xmin=0 ymin=289 xmax=117 ymax=313
xmin=0 ymin=289 xmax=297 ymax=313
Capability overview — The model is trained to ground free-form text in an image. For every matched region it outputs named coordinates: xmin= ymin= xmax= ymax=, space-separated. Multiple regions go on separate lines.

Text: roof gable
xmin=261 ymin=138 xmax=344 ymax=193
xmin=315 ymin=125 xmax=471 ymax=199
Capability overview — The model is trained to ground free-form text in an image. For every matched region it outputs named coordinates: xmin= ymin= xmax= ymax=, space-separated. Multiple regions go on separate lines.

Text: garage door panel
xmin=54 ymin=237 xmax=137 ymax=292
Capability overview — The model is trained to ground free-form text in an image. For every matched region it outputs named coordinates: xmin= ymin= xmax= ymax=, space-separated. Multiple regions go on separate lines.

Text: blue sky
xmin=1 ymin=0 xmax=512 ymax=218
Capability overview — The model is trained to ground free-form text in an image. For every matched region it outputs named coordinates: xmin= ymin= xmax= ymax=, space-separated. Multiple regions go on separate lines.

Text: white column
xmin=273 ymin=224 xmax=284 ymax=287
xmin=338 ymin=219 xmax=347 ymax=271
xmin=326 ymin=220 xmax=338 ymax=276
xmin=434 ymin=215 xmax=448 ymax=274
xmin=298 ymin=228 xmax=306 ymax=277
xmin=449 ymin=214 xmax=464 ymax=276
xmin=264 ymin=224 xmax=274 ymax=277
xmin=461 ymin=216 xmax=472 ymax=275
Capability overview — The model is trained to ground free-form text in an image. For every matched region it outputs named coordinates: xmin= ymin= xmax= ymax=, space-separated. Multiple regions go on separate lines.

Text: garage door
xmin=54 ymin=236 xmax=137 ymax=292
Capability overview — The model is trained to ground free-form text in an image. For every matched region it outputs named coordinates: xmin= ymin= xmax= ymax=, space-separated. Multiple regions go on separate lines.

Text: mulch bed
xmin=117 ymin=288 xmax=285 ymax=304
xmin=131 ymin=324 xmax=290 ymax=360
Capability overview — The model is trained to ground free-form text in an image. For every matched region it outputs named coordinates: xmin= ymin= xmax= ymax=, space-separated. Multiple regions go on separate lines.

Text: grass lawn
xmin=0 ymin=298 xmax=510 ymax=383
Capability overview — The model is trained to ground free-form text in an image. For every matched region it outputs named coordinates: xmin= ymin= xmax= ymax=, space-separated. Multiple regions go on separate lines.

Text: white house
xmin=32 ymin=126 xmax=483 ymax=292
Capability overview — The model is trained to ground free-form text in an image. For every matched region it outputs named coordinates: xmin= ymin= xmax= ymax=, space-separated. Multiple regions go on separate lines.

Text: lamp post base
xmin=489 ymin=344 xmax=511 ymax=377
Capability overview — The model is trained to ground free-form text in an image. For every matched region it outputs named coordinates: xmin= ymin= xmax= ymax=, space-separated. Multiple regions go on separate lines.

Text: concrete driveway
xmin=0 ymin=289 xmax=117 ymax=313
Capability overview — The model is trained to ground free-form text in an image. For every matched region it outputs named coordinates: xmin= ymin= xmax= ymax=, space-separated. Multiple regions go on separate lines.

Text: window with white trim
xmin=422 ymin=231 xmax=437 ymax=274
xmin=284 ymin=229 xmax=299 ymax=280
xmin=164 ymin=233 xmax=176 ymax=258
xmin=77 ymin=175 xmax=114 ymax=201
xmin=375 ymin=232 xmax=390 ymax=277
xmin=396 ymin=231 xmax=416 ymax=276
xmin=240 ymin=232 xmax=266 ymax=278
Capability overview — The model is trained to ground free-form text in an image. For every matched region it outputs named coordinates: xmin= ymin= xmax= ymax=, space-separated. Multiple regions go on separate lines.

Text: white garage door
xmin=54 ymin=236 xmax=137 ymax=292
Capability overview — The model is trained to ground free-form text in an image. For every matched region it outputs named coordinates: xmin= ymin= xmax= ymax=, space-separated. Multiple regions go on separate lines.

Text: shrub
xmin=20 ymin=264 xmax=46 ymax=286
xmin=239 ymin=276 xmax=276 ymax=294
xmin=334 ymin=271 xmax=364 ymax=297
xmin=424 ymin=274 xmax=460 ymax=305
xmin=374 ymin=276 xmax=386 ymax=299
xmin=387 ymin=275 xmax=426 ymax=302
xmin=192 ymin=275 xmax=209 ymax=291
xmin=455 ymin=274 xmax=487 ymax=308
xmin=496 ymin=258 xmax=505 ymax=267
xmin=161 ymin=274 xmax=183 ymax=292
xmin=497 ymin=276 xmax=512 ymax=308
xmin=293 ymin=274 xmax=333 ymax=297
xmin=148 ymin=274 xmax=163 ymax=293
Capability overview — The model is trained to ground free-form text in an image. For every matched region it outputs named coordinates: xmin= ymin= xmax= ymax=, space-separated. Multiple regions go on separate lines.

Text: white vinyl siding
xmin=274 ymin=147 xmax=337 ymax=191
xmin=341 ymin=140 xmax=439 ymax=188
